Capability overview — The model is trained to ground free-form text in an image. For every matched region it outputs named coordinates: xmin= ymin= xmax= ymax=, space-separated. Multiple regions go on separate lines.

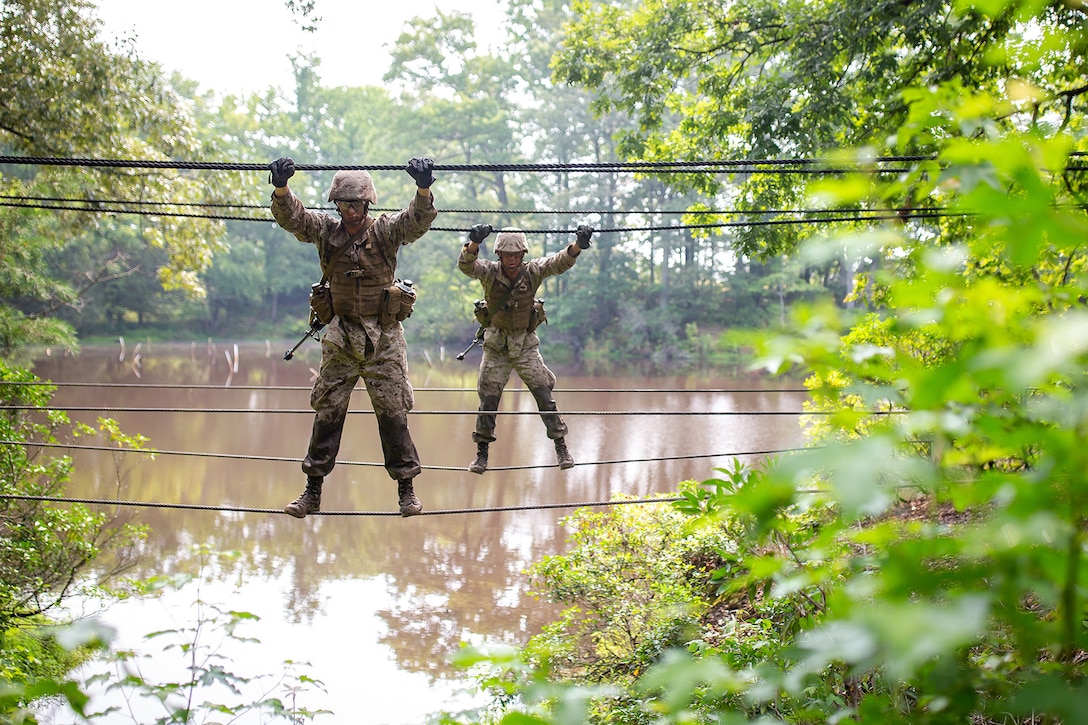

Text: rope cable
xmin=1 ymin=153 xmax=1082 ymax=175
xmin=0 ymin=493 xmax=686 ymax=516
xmin=1 ymin=439 xmax=809 ymax=469
xmin=0 ymin=198 xmax=963 ymax=232
xmin=0 ymin=155 xmax=936 ymax=173
xmin=0 ymin=405 xmax=847 ymax=416
xmin=0 ymin=192 xmax=974 ymax=218
xmin=3 ymin=381 xmax=810 ymax=394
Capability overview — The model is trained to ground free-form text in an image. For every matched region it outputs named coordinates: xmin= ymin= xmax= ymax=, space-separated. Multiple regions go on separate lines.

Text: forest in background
xmin=3 ymin=0 xmax=1088 ymax=723
xmin=1 ymin=0 xmax=866 ymax=371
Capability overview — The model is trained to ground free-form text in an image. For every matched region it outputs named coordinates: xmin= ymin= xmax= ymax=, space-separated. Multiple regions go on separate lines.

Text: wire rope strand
xmin=2 ymin=381 xmax=811 ymax=393
xmin=0 ymin=155 xmax=940 ymax=173
xmin=0 ymin=439 xmax=813 ymax=468
xmin=0 ymin=199 xmax=962 ymax=231
xmin=2 ymin=192 xmax=985 ymax=219
xmin=0 ymin=493 xmax=684 ymax=516
xmin=0 ymin=405 xmax=840 ymax=415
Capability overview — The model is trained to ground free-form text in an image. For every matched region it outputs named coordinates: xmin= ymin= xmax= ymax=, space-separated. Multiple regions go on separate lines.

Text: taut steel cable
xmin=1 ymin=438 xmax=811 ymax=470
xmin=0 ymin=493 xmax=686 ymax=516
xmin=0 ymin=155 xmax=936 ymax=173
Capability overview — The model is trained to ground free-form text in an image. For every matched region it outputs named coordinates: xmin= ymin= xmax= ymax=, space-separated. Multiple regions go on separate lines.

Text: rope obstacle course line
xmin=0 ymin=405 xmax=843 ymax=416
xmin=0 ymin=493 xmax=688 ymax=517
xmin=1 ymin=380 xmax=810 ymax=393
xmin=4 ymin=153 xmax=1079 ymax=233
xmin=0 ymin=154 xmax=944 ymax=172
xmin=0 ymin=152 xmax=1081 ymax=174
xmin=0 ymin=375 xmax=815 ymax=515
xmin=0 ymin=151 xmax=895 ymax=515
xmin=0 ymin=438 xmax=812 ymax=470
xmin=0 ymin=197 xmax=963 ymax=233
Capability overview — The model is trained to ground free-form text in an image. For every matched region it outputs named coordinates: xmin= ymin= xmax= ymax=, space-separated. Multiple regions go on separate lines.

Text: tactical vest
xmin=485 ymin=268 xmax=536 ymax=331
xmin=325 ymin=221 xmax=395 ymax=320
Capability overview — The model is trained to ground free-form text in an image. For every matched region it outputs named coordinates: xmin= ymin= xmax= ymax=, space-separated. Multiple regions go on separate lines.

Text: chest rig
xmin=485 ymin=267 xmax=538 ymax=331
xmin=324 ymin=220 xmax=396 ymax=320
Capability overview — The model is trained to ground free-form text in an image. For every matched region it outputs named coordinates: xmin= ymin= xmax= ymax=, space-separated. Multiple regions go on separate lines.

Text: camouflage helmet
xmin=494 ymin=229 xmax=528 ymax=254
xmin=326 ymin=170 xmax=377 ymax=204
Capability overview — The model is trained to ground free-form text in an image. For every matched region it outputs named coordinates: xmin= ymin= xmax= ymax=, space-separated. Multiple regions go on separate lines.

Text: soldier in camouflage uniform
xmin=457 ymin=223 xmax=594 ymax=473
xmin=268 ymin=156 xmax=438 ymax=518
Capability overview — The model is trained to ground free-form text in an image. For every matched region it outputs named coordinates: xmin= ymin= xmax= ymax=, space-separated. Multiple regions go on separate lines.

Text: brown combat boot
xmin=468 ymin=442 xmax=489 ymax=474
xmin=554 ymin=438 xmax=574 ymax=470
xmin=284 ymin=476 xmax=322 ymax=518
xmin=398 ymin=478 xmax=422 ymax=517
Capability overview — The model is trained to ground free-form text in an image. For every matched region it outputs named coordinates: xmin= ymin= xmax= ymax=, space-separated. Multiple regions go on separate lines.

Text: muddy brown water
xmin=30 ymin=341 xmax=808 ymax=724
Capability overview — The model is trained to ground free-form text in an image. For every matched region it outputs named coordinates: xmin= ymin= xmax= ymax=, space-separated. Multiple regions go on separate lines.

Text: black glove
xmin=575 ymin=224 xmax=594 ymax=249
xmin=406 ymin=157 xmax=435 ymax=188
xmin=269 ymin=157 xmax=295 ymax=187
xmin=468 ymin=223 xmax=492 ymax=243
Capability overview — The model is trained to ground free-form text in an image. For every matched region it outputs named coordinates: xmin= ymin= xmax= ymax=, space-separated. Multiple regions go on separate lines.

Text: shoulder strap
xmin=493 ymin=267 xmax=529 ymax=311
xmin=318 ymin=223 xmax=369 ymax=285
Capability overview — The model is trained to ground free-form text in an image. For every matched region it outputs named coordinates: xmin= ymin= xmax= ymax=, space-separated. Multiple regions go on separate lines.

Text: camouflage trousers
xmin=472 ymin=328 xmax=567 ymax=444
xmin=302 ymin=325 xmax=420 ymax=481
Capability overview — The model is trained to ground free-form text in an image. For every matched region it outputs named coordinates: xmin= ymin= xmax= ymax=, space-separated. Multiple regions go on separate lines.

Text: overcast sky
xmin=92 ymin=0 xmax=506 ymax=96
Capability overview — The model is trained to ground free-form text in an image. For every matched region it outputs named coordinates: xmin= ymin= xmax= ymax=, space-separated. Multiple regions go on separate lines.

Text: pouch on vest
xmin=381 ymin=279 xmax=417 ymax=326
xmin=309 ymin=282 xmax=335 ymax=325
xmin=528 ymin=299 xmax=547 ymax=332
xmin=473 ymin=299 xmax=491 ymax=326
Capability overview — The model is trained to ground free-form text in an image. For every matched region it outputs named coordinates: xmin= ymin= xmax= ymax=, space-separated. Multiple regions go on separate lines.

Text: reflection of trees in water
xmin=375 ymin=509 xmax=567 ymax=678
xmin=91 ymin=503 xmax=567 ymax=679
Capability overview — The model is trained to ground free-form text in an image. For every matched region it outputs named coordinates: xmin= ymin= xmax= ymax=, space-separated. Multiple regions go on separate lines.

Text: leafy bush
xmin=524 ymin=496 xmax=730 ymax=683
xmin=85 ymin=546 xmax=329 ymax=724
xmin=437 ymin=0 xmax=1088 ymax=721
xmin=0 ymin=361 xmax=151 ymax=721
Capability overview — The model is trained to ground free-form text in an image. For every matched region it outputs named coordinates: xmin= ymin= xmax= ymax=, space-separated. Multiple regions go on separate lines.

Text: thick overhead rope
xmin=0 ymin=154 xmax=934 ymax=174
xmin=433 ymin=211 xmax=952 ymax=235
xmin=0 ymin=200 xmax=263 ymax=223
xmin=1 ymin=154 xmax=1082 ymax=174
xmin=0 ymin=492 xmax=685 ymax=516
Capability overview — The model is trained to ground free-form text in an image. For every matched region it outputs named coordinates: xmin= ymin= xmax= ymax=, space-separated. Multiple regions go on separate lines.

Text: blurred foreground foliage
xmin=434 ymin=0 xmax=1088 ymax=722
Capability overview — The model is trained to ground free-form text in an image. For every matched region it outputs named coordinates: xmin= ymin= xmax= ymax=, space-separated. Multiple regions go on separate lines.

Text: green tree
xmin=0 ymin=369 xmax=146 ymax=627
xmin=382 ymin=10 xmax=532 ymax=344
xmin=553 ymin=0 xmax=1087 ymax=258
xmin=0 ymin=363 xmax=148 ymax=720
xmin=503 ymin=0 xmax=794 ymax=360
xmin=0 ymin=0 xmax=233 ymax=350
xmin=525 ymin=498 xmax=737 ymax=683
xmin=202 ymin=237 xmax=267 ymax=333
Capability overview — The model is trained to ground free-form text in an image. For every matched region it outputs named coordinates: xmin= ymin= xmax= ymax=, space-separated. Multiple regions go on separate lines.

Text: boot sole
xmin=284 ymin=501 xmax=319 ymax=518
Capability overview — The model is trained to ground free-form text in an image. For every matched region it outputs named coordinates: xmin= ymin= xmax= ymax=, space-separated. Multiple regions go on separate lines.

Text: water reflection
xmin=31 ymin=342 xmax=808 ymax=719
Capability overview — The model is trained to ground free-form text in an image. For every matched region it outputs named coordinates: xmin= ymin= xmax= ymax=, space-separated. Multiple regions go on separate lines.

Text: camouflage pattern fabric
xmin=472 ymin=328 xmax=568 ymax=443
xmin=457 ymin=243 xmax=580 ymax=445
xmin=271 ymin=189 xmax=436 ymax=481
xmin=301 ymin=320 xmax=420 ymax=481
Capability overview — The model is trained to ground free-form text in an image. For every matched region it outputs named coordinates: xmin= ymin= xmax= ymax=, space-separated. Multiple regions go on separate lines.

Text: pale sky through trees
xmin=93 ymin=0 xmax=506 ymax=96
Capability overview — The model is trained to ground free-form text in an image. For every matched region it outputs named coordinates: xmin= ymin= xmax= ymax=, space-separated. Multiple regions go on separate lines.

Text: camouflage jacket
xmin=457 ymin=245 xmax=577 ymax=332
xmin=272 ymin=189 xmax=437 ymax=352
